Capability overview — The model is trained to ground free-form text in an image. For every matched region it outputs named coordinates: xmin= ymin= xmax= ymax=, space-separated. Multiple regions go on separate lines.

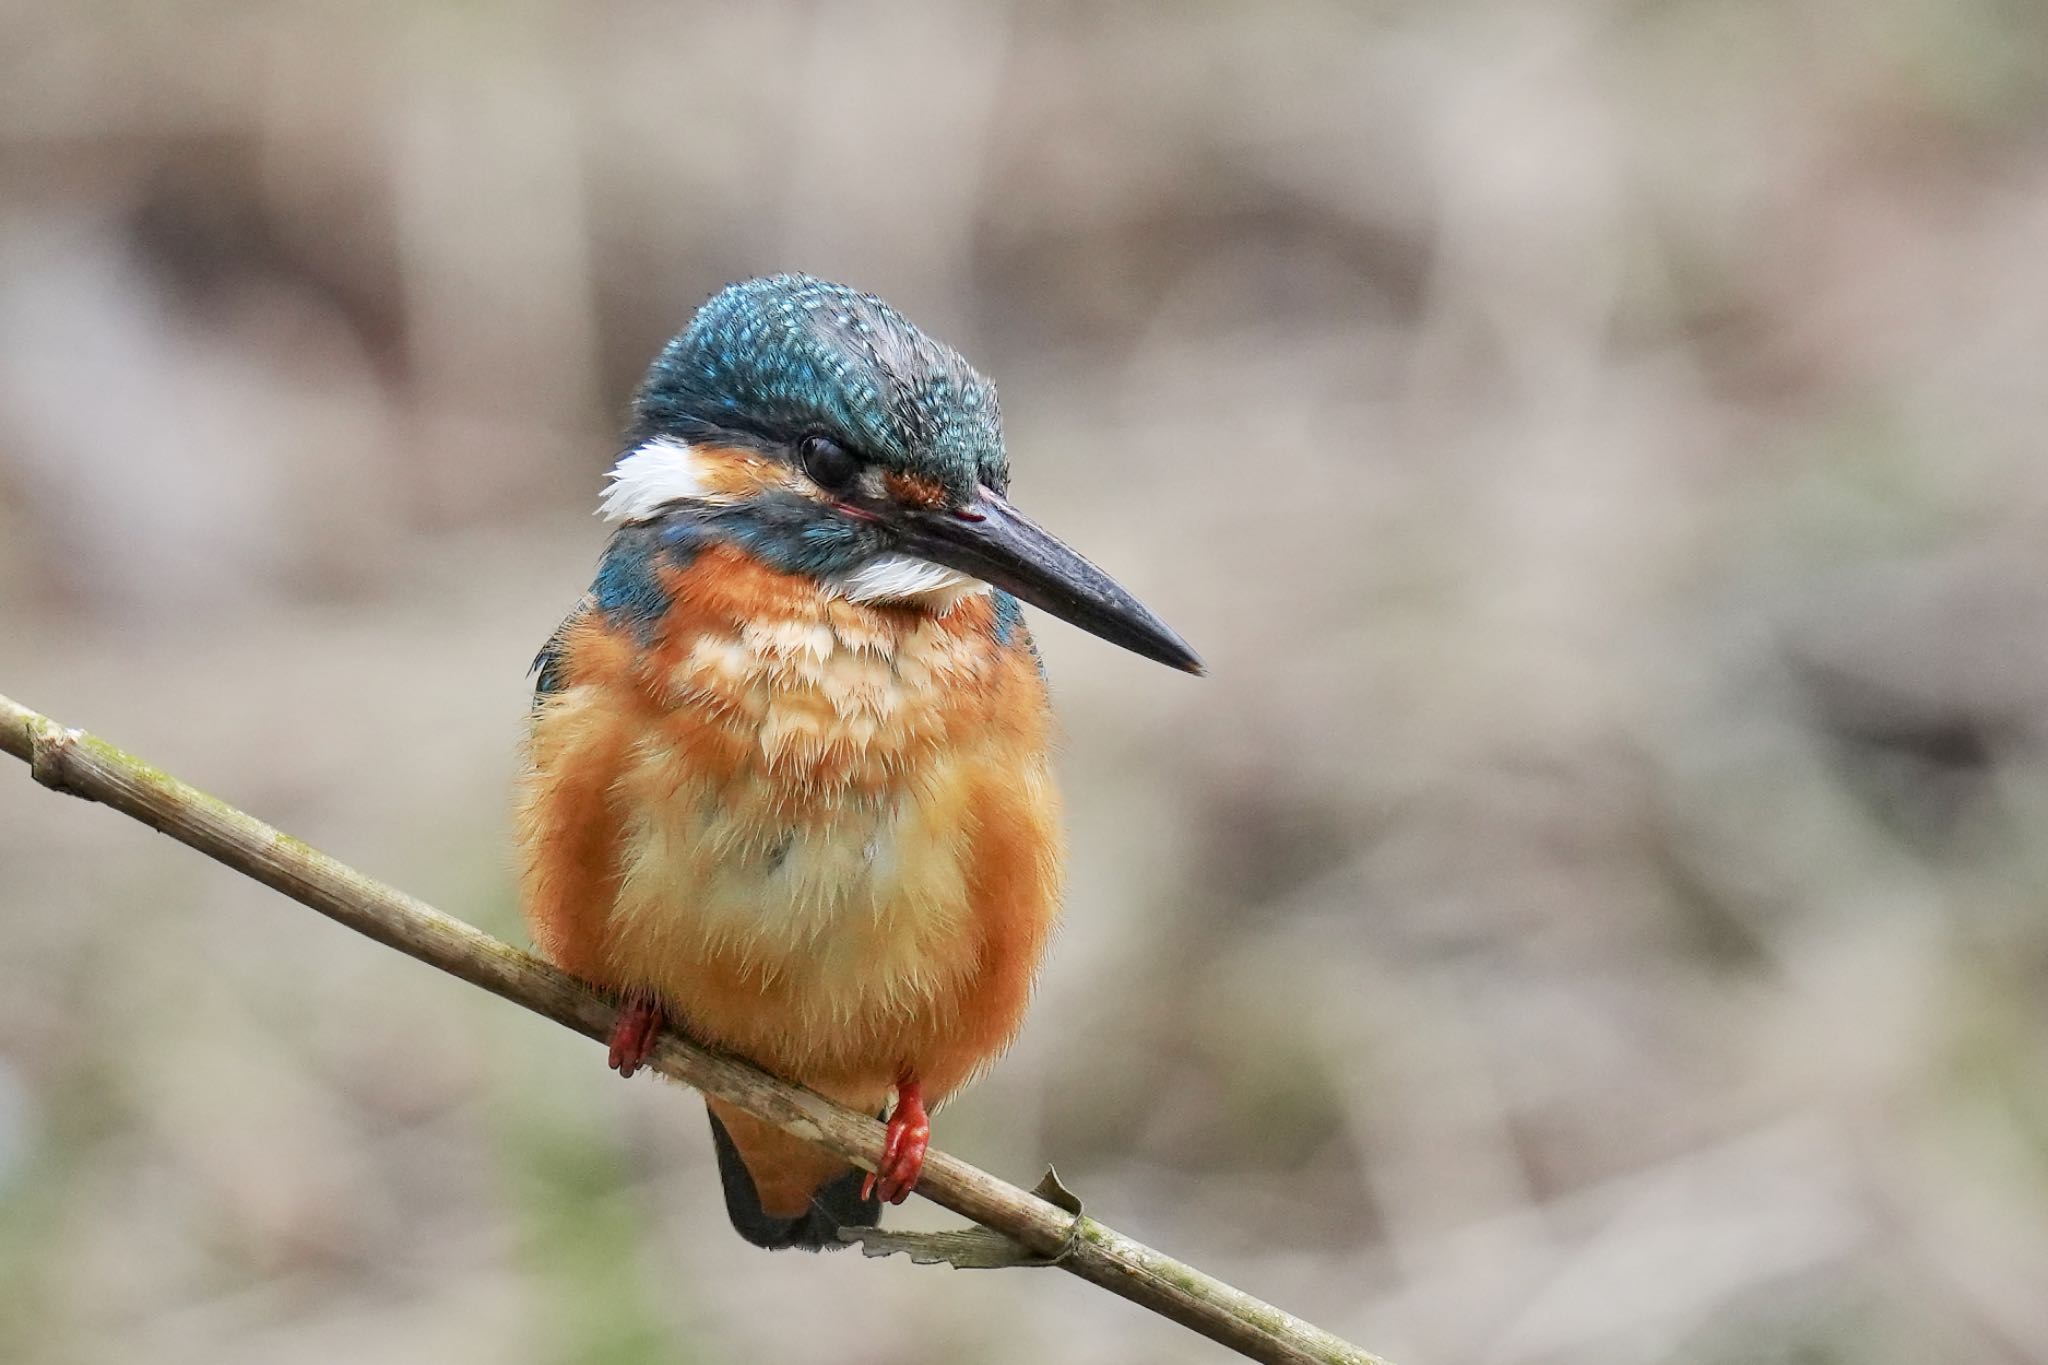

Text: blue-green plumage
xmin=593 ymin=521 xmax=697 ymax=640
xmin=632 ymin=274 xmax=1008 ymax=499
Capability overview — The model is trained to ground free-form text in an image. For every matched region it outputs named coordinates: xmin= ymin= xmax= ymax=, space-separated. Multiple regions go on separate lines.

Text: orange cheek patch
xmin=693 ymin=444 xmax=799 ymax=501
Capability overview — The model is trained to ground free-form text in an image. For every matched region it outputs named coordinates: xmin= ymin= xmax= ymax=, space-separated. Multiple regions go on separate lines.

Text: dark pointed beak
xmin=892 ymin=487 xmax=1203 ymax=674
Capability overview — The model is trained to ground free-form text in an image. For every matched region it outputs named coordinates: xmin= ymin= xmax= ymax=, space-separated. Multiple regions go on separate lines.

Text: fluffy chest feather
xmin=599 ymin=577 xmax=1023 ymax=1029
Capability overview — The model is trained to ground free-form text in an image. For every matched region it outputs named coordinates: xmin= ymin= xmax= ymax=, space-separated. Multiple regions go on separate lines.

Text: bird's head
xmin=600 ymin=274 xmax=1200 ymax=673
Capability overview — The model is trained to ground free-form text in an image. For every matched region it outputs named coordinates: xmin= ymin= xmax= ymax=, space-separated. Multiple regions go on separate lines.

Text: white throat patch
xmin=833 ymin=555 xmax=987 ymax=610
xmin=598 ymin=437 xmax=724 ymax=522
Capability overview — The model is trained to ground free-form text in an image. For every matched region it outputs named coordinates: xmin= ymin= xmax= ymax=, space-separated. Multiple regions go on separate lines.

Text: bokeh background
xmin=7 ymin=3 xmax=2048 ymax=1362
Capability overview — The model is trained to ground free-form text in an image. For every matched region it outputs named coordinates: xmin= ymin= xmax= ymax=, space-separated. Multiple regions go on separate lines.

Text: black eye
xmin=799 ymin=434 xmax=861 ymax=493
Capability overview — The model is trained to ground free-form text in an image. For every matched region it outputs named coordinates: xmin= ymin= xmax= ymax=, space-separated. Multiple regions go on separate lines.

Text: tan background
xmin=6 ymin=3 xmax=2048 ymax=1362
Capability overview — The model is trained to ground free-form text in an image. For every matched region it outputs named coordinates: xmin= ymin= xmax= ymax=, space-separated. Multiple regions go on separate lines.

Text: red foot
xmin=607 ymin=991 xmax=664 ymax=1078
xmin=862 ymin=1072 xmax=930 ymax=1205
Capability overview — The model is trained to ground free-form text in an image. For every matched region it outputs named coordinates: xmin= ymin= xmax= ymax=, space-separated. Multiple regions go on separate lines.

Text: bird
xmin=515 ymin=274 xmax=1200 ymax=1250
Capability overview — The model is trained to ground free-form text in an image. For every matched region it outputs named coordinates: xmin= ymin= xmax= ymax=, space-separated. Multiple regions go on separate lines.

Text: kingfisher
xmin=515 ymin=275 xmax=1199 ymax=1251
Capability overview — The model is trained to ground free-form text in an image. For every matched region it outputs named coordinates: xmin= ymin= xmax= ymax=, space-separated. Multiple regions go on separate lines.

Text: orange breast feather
xmin=516 ymin=546 xmax=1062 ymax=1119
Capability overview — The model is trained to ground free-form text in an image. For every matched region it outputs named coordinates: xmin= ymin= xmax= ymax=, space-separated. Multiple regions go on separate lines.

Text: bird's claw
xmin=607 ymin=991 xmax=664 ymax=1078
xmin=862 ymin=1076 xmax=930 ymax=1205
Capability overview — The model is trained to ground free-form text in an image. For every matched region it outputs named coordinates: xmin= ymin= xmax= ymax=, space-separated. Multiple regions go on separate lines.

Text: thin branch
xmin=0 ymin=690 xmax=1389 ymax=1365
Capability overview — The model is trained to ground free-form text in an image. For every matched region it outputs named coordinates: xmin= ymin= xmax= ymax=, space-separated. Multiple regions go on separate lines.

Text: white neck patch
xmin=833 ymin=554 xmax=988 ymax=610
xmin=598 ymin=437 xmax=726 ymax=522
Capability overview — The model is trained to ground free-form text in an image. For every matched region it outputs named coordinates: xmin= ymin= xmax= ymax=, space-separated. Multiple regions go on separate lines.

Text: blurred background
xmin=6 ymin=2 xmax=2048 ymax=1362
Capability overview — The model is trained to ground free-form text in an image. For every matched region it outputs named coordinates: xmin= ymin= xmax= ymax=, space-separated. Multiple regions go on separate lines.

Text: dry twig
xmin=0 ymin=690 xmax=1388 ymax=1365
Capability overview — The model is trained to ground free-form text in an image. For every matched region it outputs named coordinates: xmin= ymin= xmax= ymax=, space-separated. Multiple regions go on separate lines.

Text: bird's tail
xmin=706 ymin=1104 xmax=881 ymax=1251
